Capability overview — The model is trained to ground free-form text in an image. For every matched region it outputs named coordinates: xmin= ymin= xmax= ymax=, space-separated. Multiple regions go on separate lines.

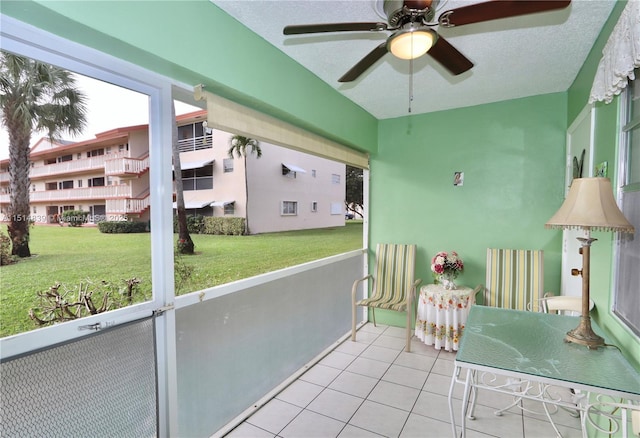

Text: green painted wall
xmin=371 ymin=93 xmax=567 ymax=326
xmin=0 ymin=0 xmax=378 ymax=154
xmin=566 ymin=0 xmax=640 ymax=370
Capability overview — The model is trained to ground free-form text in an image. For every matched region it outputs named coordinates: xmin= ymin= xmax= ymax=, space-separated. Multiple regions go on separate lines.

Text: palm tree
xmin=0 ymin=52 xmax=87 ymax=257
xmin=172 ymin=102 xmax=193 ymax=254
xmin=228 ymin=135 xmax=261 ymax=235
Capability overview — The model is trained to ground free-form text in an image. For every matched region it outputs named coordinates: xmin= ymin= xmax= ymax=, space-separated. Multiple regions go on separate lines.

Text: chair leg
xmin=406 ymin=304 xmax=412 ymax=353
xmin=351 ymin=301 xmax=357 ymax=342
xmin=371 ymin=307 xmax=376 ymax=327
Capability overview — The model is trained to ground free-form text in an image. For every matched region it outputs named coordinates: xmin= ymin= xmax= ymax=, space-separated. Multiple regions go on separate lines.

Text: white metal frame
xmin=0 ymin=14 xmax=187 ymax=436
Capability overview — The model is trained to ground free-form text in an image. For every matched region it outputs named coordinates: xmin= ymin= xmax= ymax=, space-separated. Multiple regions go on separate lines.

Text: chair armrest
xmin=470 ymin=284 xmax=484 ymax=306
xmin=352 ymin=275 xmax=373 ymax=302
xmin=406 ymin=278 xmax=422 ymax=307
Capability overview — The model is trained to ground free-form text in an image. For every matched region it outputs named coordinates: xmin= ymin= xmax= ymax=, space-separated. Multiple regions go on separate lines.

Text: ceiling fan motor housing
xmin=383 ymin=0 xmax=439 ymax=27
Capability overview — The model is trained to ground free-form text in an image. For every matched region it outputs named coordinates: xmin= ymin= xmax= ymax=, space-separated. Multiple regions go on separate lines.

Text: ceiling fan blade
xmin=339 ymin=42 xmax=389 ymax=83
xmin=438 ymin=0 xmax=571 ymax=27
xmin=284 ymin=22 xmax=387 ymax=35
xmin=427 ymin=36 xmax=473 ymax=75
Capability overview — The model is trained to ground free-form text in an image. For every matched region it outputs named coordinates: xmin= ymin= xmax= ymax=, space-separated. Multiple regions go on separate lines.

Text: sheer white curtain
xmin=589 ymin=0 xmax=640 ymax=104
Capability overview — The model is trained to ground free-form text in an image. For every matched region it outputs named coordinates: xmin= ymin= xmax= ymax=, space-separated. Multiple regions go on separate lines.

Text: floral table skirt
xmin=414 ymin=284 xmax=474 ymax=351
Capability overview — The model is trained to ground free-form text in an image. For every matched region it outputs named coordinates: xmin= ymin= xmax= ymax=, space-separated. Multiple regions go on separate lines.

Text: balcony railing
xmin=105 ymin=156 xmax=150 ymax=177
xmin=177 ymin=134 xmax=213 ymax=153
xmin=6 ymin=184 xmax=134 ymax=203
xmin=29 ymin=154 xmax=124 ymax=179
xmin=106 ymin=196 xmax=150 ymax=216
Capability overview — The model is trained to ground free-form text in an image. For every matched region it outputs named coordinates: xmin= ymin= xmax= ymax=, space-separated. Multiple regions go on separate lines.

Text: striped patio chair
xmin=481 ymin=248 xmax=545 ymax=312
xmin=351 ymin=243 xmax=422 ymax=352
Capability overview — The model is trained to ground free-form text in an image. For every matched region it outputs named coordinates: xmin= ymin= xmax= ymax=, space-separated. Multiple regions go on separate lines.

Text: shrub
xmin=61 ymin=210 xmax=89 ymax=227
xmin=173 ymin=214 xmax=205 ymax=234
xmin=0 ymin=232 xmax=14 ymax=266
xmin=98 ymin=221 xmax=148 ymax=233
xmin=29 ymin=278 xmax=146 ymax=327
xmin=203 ymin=217 xmax=245 ymax=235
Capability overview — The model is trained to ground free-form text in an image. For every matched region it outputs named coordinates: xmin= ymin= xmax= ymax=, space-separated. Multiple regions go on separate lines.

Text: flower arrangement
xmin=431 ymin=251 xmax=464 ymax=283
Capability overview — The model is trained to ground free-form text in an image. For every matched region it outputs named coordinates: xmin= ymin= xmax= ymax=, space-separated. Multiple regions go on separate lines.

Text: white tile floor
xmin=226 ymin=324 xmax=583 ymax=438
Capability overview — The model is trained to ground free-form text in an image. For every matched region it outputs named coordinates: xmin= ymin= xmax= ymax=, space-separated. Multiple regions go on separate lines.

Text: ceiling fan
xmin=283 ymin=0 xmax=571 ymax=82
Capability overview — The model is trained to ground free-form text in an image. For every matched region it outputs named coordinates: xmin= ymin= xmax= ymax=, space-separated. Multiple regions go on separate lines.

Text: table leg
xmin=460 ymin=369 xmax=474 ymax=438
xmin=449 ymin=365 xmax=460 ymax=438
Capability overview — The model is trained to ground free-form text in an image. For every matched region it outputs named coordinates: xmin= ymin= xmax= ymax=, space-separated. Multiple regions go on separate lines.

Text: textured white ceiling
xmin=211 ymin=0 xmax=616 ymax=119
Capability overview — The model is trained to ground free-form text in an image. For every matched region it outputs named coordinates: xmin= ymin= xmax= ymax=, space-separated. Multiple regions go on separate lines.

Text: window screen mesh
xmin=0 ymin=317 xmax=157 ymax=437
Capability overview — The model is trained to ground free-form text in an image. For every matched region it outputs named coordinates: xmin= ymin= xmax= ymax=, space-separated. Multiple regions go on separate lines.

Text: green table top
xmin=456 ymin=306 xmax=640 ymax=398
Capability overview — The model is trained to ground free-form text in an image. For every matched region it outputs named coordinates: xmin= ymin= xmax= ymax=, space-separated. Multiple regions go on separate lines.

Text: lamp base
xmin=564 ymin=316 xmax=605 ymax=349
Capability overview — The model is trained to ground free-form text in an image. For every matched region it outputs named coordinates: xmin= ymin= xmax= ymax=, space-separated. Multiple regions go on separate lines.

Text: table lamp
xmin=545 ymin=177 xmax=634 ymax=349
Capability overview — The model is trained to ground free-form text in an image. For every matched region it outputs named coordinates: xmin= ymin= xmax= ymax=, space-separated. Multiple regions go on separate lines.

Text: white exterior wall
xmin=245 ymin=142 xmax=345 ymax=234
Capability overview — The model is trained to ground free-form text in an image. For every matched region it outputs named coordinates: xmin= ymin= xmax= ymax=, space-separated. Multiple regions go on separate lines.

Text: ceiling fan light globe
xmin=389 ymin=29 xmax=436 ymax=60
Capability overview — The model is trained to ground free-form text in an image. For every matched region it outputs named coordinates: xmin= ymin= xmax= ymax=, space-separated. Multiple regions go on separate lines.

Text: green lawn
xmin=0 ymin=222 xmax=363 ymax=337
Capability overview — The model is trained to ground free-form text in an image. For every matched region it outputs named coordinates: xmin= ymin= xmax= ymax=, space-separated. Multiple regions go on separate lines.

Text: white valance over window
xmin=589 ymin=1 xmax=640 ymax=104
xmin=193 ymin=85 xmax=369 ymax=169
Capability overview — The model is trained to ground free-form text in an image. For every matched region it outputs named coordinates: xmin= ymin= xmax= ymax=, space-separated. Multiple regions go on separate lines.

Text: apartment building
xmin=0 ymin=110 xmax=346 ymax=233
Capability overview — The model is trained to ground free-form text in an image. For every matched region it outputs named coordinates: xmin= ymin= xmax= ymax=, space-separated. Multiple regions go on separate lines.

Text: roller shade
xmin=194 ymin=85 xmax=369 ymax=169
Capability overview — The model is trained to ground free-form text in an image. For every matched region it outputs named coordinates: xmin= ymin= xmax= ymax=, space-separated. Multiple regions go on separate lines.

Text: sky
xmin=0 ymin=73 xmax=199 ymax=160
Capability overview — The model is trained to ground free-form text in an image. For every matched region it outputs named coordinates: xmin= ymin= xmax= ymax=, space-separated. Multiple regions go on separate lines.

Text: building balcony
xmin=105 ymin=155 xmax=150 ymax=177
xmin=177 ymin=133 xmax=213 ymax=153
xmin=0 ymin=184 xmax=135 ymax=204
xmin=30 ymin=154 xmax=124 ymax=179
xmin=106 ymin=195 xmax=149 ymax=216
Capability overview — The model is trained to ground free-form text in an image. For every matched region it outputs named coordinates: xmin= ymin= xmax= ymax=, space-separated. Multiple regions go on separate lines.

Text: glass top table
xmin=448 ymin=306 xmax=640 ymax=437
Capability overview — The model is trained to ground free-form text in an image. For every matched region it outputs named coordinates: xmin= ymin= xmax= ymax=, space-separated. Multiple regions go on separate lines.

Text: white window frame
xmin=331 ymin=173 xmax=340 ymax=184
xmin=613 ymin=77 xmax=640 ymax=337
xmin=311 ymin=201 xmax=318 ymax=212
xmin=0 ymin=15 xmax=183 ymax=435
xmin=281 ymin=200 xmax=297 ymax=216
xmin=223 ymin=158 xmax=234 ymax=173
xmin=0 ymin=13 xmax=177 ymax=365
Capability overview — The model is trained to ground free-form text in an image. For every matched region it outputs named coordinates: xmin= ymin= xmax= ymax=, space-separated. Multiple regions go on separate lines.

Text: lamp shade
xmin=545 ymin=177 xmax=635 ymax=233
xmin=389 ymin=28 xmax=436 ymax=60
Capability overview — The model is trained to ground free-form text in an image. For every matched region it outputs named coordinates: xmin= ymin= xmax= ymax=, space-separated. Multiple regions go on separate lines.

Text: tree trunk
xmin=243 ymin=155 xmax=250 ymax=235
xmin=171 ymin=104 xmax=194 ymax=254
xmin=7 ymin=116 xmax=32 ymax=257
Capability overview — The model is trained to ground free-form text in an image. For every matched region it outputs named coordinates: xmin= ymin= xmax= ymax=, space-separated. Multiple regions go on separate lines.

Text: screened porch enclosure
xmin=0 ymin=251 xmax=366 ymax=437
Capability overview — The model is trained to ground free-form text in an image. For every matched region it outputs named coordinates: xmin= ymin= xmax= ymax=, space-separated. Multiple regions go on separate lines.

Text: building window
xmin=312 ymin=169 xmax=316 ymax=178
xmin=177 ymin=122 xmax=211 ymax=152
xmin=223 ymin=158 xmax=234 ymax=173
xmin=281 ymin=201 xmax=297 ymax=216
xmin=224 ymin=203 xmax=235 ymax=215
xmin=77 ymin=180 xmax=83 ymax=188
xmin=59 ymin=180 xmax=73 ymax=189
xmin=87 ymin=148 xmax=104 ymax=158
xmin=32 ymin=206 xmax=37 ymax=214
xmin=331 ymin=174 xmax=340 ymax=184
xmin=330 ymin=202 xmax=342 ymax=215
xmin=615 ymin=72 xmax=640 ymax=336
xmin=311 ymin=201 xmax=318 ymax=212
xmin=31 ymin=185 xmax=36 ymax=192
xmin=182 ymin=165 xmax=213 ymax=191
xmin=89 ymin=177 xmax=105 ymax=187
xmin=57 ymin=154 xmax=72 ymax=163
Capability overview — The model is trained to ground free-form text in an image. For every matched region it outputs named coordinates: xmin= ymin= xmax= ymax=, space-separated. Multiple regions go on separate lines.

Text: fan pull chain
xmin=409 ymin=57 xmax=414 ymax=113
xmin=408 ymin=35 xmax=414 ymax=113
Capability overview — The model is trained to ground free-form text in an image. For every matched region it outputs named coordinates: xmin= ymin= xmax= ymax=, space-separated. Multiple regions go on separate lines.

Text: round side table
xmin=414 ymin=283 xmax=474 ymax=351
